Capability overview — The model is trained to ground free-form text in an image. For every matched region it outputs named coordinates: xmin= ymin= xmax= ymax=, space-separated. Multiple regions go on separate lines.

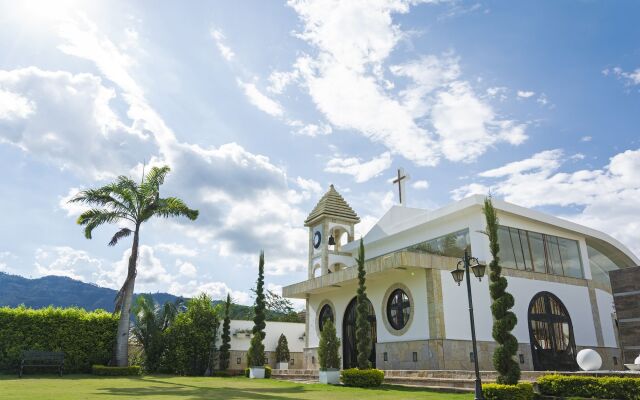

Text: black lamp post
xmin=451 ymin=250 xmax=486 ymax=400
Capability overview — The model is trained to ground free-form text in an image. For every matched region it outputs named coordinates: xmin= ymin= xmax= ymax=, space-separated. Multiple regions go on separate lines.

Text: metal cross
xmin=392 ymin=168 xmax=409 ymax=206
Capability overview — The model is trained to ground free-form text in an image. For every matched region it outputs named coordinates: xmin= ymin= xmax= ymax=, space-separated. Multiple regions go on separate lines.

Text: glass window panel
xmin=510 ymin=228 xmax=526 ymax=270
xmin=518 ymin=229 xmax=533 ymax=271
xmin=498 ymin=226 xmax=517 ymax=269
xmin=405 ymin=229 xmax=470 ymax=258
xmin=546 ymin=236 xmax=564 ymax=275
xmin=558 ymin=237 xmax=583 ymax=278
xmin=528 ymin=231 xmax=547 ymax=273
xmin=587 ymin=244 xmax=624 ymax=287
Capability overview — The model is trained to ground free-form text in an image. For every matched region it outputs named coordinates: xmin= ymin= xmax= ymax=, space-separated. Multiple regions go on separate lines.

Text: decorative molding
xmin=381 ymin=282 xmax=415 ymax=336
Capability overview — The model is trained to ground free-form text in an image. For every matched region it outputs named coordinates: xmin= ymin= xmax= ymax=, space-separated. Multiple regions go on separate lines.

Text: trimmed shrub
xmin=482 ymin=382 xmax=534 ymax=400
xmin=92 ymin=365 xmax=141 ymax=376
xmin=537 ymin=374 xmax=640 ymax=400
xmin=0 ymin=306 xmax=118 ymax=373
xmin=341 ymin=368 xmax=384 ymax=387
xmin=247 ymin=252 xmax=266 ymax=367
xmin=243 ymin=365 xmax=271 ymax=378
xmin=211 ymin=370 xmax=233 ymax=377
xmin=318 ymin=320 xmax=340 ymax=370
xmin=275 ymin=333 xmax=290 ymax=363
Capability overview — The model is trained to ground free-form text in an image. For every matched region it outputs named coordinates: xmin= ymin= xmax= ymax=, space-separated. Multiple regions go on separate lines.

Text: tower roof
xmin=304 ymin=184 xmax=360 ymax=226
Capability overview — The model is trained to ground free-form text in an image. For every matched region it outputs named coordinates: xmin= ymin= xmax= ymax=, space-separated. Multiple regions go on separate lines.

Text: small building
xmin=228 ymin=320 xmax=305 ymax=370
xmin=283 ymin=185 xmax=639 ymax=372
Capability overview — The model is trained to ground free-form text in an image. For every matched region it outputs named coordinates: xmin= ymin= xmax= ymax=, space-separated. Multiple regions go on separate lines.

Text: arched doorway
xmin=528 ymin=292 xmax=578 ymax=371
xmin=342 ymin=297 xmax=377 ymax=369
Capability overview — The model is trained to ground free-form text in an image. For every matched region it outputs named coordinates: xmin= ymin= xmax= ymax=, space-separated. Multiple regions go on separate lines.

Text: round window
xmin=387 ymin=288 xmax=410 ymax=330
xmin=318 ymin=304 xmax=334 ymax=332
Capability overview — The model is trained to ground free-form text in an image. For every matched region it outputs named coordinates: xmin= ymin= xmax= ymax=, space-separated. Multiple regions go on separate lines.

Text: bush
xmin=0 ymin=306 xmax=118 ymax=373
xmin=482 ymin=382 xmax=534 ymax=400
xmin=244 ymin=365 xmax=271 ymax=378
xmin=163 ymin=294 xmax=219 ymax=376
xmin=275 ymin=333 xmax=290 ymax=363
xmin=318 ymin=320 xmax=340 ymax=370
xmin=211 ymin=370 xmax=233 ymax=377
xmin=92 ymin=365 xmax=141 ymax=376
xmin=537 ymin=374 xmax=640 ymax=400
xmin=341 ymin=368 xmax=384 ymax=387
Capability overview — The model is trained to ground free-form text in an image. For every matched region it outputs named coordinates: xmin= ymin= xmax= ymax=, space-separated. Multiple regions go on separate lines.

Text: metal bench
xmin=19 ymin=350 xmax=64 ymax=377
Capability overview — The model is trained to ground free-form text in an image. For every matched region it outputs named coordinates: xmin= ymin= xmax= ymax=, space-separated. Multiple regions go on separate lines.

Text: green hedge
xmin=0 ymin=306 xmax=118 ymax=373
xmin=482 ymin=382 xmax=534 ymax=400
xmin=243 ymin=366 xmax=272 ymax=378
xmin=340 ymin=368 xmax=384 ymax=387
xmin=538 ymin=375 xmax=640 ymax=400
xmin=92 ymin=365 xmax=141 ymax=376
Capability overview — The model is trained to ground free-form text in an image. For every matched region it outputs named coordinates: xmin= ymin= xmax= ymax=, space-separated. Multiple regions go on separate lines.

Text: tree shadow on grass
xmin=96 ymin=377 xmax=307 ymax=400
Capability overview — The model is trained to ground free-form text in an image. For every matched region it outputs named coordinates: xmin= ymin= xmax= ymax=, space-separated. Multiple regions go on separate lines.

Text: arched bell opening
xmin=329 ymin=227 xmax=349 ymax=252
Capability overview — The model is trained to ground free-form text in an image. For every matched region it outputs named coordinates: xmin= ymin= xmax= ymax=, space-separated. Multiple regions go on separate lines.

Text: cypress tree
xmin=355 ymin=238 xmax=371 ymax=370
xmin=219 ymin=294 xmax=231 ymax=370
xmin=247 ymin=251 xmax=266 ymax=367
xmin=318 ymin=320 xmax=341 ymax=370
xmin=484 ymin=198 xmax=521 ymax=384
xmin=275 ymin=334 xmax=290 ymax=363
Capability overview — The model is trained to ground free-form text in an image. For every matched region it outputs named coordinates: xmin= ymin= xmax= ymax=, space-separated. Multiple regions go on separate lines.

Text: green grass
xmin=0 ymin=374 xmax=473 ymax=400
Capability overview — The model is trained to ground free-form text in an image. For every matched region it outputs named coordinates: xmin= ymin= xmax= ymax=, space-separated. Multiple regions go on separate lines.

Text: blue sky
xmin=0 ymin=0 xmax=638 ymax=307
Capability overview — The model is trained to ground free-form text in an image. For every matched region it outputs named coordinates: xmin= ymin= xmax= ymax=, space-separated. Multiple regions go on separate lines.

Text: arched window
xmin=318 ymin=304 xmax=334 ymax=332
xmin=528 ymin=291 xmax=577 ymax=371
xmin=343 ymin=297 xmax=377 ymax=369
xmin=387 ymin=289 xmax=411 ymax=330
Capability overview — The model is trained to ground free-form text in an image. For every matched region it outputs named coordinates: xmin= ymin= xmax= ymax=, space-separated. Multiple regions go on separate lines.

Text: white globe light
xmin=635 ymin=355 xmax=640 ymax=365
xmin=576 ymin=349 xmax=602 ymax=371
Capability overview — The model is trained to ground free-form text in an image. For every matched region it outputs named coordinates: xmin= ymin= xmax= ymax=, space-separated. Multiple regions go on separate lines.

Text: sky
xmin=0 ymin=0 xmax=638 ymax=308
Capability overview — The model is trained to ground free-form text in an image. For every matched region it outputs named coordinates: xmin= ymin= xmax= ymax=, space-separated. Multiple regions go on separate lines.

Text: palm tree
xmin=69 ymin=165 xmax=198 ymax=366
xmin=132 ymin=294 xmax=184 ymax=371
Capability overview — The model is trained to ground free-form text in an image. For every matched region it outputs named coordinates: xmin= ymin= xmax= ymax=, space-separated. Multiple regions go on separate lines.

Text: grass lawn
xmin=0 ymin=374 xmax=473 ymax=400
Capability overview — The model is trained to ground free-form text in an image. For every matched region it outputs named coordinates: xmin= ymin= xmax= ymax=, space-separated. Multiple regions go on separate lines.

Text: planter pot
xmin=276 ymin=362 xmax=288 ymax=370
xmin=319 ymin=369 xmax=340 ymax=384
xmin=249 ymin=367 xmax=265 ymax=379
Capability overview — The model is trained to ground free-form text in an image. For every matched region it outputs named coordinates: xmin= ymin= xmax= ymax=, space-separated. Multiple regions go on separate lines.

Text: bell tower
xmin=304 ymin=184 xmax=360 ymax=279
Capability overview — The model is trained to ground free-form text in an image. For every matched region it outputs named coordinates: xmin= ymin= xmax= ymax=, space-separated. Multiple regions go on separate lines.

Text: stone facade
xmin=228 ymin=350 xmax=304 ymax=371
xmin=610 ymin=266 xmax=640 ymax=364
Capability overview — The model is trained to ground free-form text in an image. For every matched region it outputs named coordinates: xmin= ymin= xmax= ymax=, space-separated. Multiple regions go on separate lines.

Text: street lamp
xmin=450 ymin=250 xmax=486 ymax=400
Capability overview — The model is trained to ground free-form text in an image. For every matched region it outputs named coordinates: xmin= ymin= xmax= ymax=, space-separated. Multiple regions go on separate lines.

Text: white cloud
xmin=604 ymin=66 xmax=640 ymax=86
xmin=517 ymin=90 xmax=535 ymax=98
xmin=486 ymin=86 xmax=507 ymax=100
xmin=295 ymin=123 xmax=332 ymax=137
xmin=412 ymin=180 xmax=429 ymax=190
xmin=451 ymin=148 xmax=640 ymax=256
xmin=156 ymin=243 xmax=198 ymax=258
xmin=210 ymin=28 xmax=235 ymax=61
xmin=237 ymin=79 xmax=284 ymax=117
xmin=581 ymin=135 xmax=592 ymax=142
xmin=0 ymin=89 xmax=35 ymax=120
xmin=325 ymin=152 xmax=392 ymax=183
xmin=177 ymin=260 xmax=197 ymax=278
xmin=267 ymin=70 xmax=299 ymax=94
xmin=285 ymin=0 xmax=527 ymax=166
xmin=34 ymin=246 xmax=104 ymax=282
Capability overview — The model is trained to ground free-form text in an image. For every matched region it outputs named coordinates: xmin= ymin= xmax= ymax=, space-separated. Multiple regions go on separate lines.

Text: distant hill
xmin=0 ymin=272 xmax=304 ymax=322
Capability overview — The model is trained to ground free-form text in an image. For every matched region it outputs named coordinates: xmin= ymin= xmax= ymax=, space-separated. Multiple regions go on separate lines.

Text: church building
xmin=282 ymin=177 xmax=639 ymax=372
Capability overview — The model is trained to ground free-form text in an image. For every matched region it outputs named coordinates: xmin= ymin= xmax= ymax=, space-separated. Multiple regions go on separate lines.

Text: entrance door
xmin=342 ymin=297 xmax=377 ymax=369
xmin=528 ymin=292 xmax=578 ymax=371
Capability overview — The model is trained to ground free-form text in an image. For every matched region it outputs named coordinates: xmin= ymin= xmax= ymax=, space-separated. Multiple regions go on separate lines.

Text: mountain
xmin=0 ymin=272 xmax=180 ymax=311
xmin=0 ymin=272 xmax=304 ymax=323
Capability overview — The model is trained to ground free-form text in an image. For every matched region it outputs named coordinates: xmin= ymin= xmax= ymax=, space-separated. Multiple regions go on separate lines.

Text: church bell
xmin=328 ymin=235 xmax=336 ymax=246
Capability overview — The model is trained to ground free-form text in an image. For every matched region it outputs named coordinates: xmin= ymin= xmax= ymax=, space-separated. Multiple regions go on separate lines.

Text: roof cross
xmin=392 ymin=168 xmax=410 ymax=206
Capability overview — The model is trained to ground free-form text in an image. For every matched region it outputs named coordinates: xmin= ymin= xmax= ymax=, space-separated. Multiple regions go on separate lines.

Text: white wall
xmin=229 ymin=320 xmax=305 ymax=352
xmin=307 ymin=269 xmax=430 ymax=348
xmin=595 ymin=289 xmax=617 ymax=348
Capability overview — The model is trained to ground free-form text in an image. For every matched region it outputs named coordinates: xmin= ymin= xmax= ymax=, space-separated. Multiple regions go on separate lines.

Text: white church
xmin=283 ymin=173 xmax=639 ymax=372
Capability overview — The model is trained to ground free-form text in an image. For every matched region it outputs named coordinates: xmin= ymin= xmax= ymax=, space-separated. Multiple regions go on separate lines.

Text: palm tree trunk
xmin=115 ymin=227 xmax=139 ymax=367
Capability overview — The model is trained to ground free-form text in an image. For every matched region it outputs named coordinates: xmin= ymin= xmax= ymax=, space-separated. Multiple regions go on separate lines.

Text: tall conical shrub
xmin=247 ymin=251 xmax=266 ymax=367
xmin=318 ymin=320 xmax=341 ymax=370
xmin=484 ymin=198 xmax=521 ymax=384
xmin=355 ymin=238 xmax=371 ymax=370
xmin=275 ymin=334 xmax=290 ymax=363
xmin=219 ymin=294 xmax=231 ymax=370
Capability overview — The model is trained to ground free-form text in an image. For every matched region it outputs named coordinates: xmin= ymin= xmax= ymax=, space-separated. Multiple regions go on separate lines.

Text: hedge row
xmin=537 ymin=375 xmax=640 ymax=400
xmin=482 ymin=382 xmax=534 ymax=400
xmin=92 ymin=365 xmax=141 ymax=376
xmin=340 ymin=368 xmax=384 ymax=387
xmin=0 ymin=306 xmax=118 ymax=373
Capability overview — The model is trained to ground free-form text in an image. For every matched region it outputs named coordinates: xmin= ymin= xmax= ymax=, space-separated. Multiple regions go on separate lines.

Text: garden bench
xmin=19 ymin=350 xmax=64 ymax=377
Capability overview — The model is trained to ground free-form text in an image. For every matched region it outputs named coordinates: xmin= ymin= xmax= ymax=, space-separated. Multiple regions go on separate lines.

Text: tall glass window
xmin=497 ymin=225 xmax=583 ymax=279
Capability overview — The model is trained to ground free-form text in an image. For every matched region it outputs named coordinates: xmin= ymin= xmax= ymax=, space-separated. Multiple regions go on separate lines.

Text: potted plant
xmin=275 ymin=333 xmax=290 ymax=370
xmin=318 ymin=319 xmax=341 ymax=384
